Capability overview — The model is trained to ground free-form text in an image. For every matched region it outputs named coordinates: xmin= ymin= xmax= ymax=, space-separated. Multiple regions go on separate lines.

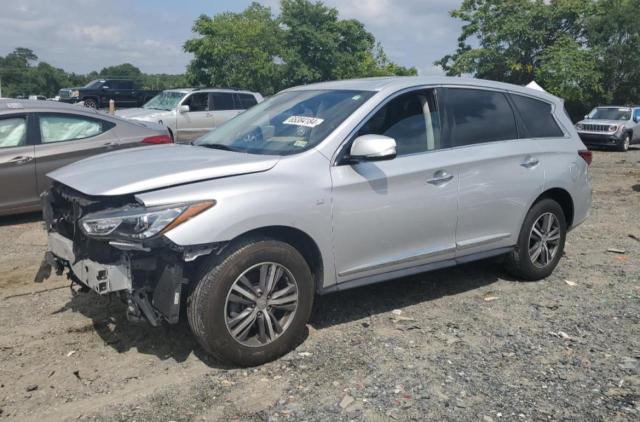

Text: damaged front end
xmin=37 ymin=183 xmax=220 ymax=326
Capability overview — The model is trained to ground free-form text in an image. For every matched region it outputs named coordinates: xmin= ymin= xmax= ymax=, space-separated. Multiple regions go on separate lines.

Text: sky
xmin=0 ymin=0 xmax=463 ymax=76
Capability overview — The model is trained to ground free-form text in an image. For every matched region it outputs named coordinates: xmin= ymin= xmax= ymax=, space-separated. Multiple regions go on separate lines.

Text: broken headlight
xmin=80 ymin=201 xmax=214 ymax=240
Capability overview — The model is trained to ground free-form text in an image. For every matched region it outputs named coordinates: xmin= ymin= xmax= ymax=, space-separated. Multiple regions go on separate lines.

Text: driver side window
xmin=357 ymin=89 xmax=442 ymax=156
xmin=183 ymin=93 xmax=209 ymax=112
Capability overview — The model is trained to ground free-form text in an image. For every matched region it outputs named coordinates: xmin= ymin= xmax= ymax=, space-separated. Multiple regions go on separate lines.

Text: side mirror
xmin=584 ymin=115 xmax=590 ymax=120
xmin=634 ymin=115 xmax=640 ymax=123
xmin=178 ymin=105 xmax=190 ymax=113
xmin=349 ymin=135 xmax=397 ymax=162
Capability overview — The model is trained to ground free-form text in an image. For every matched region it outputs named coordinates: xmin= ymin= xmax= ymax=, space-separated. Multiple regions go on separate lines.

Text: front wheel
xmin=618 ymin=133 xmax=630 ymax=152
xmin=504 ymin=199 xmax=567 ymax=281
xmin=187 ymin=239 xmax=314 ymax=366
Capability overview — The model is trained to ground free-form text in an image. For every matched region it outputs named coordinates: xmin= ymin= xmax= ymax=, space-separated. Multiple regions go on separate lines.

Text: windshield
xmin=194 ymin=89 xmax=374 ymax=155
xmin=588 ymin=107 xmax=631 ymax=121
xmin=143 ymin=91 xmax=185 ymax=111
xmin=83 ymin=80 xmax=104 ymax=89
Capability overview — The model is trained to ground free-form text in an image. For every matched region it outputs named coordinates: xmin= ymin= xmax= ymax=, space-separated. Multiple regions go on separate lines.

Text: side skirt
xmin=319 ymin=246 xmax=513 ymax=295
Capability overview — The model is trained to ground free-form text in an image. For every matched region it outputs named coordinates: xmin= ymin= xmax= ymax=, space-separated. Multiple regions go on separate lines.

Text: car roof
xmin=0 ymin=98 xmax=105 ymax=114
xmin=284 ymin=76 xmax=561 ymax=103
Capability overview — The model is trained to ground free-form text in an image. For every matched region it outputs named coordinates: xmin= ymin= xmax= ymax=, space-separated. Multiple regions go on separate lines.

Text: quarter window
xmin=445 ymin=88 xmax=517 ymax=146
xmin=236 ymin=93 xmax=258 ymax=109
xmin=39 ymin=115 xmax=108 ymax=143
xmin=510 ymin=94 xmax=564 ymax=138
xmin=211 ymin=93 xmax=236 ymax=111
xmin=356 ymin=89 xmax=442 ymax=156
xmin=183 ymin=93 xmax=209 ymax=112
xmin=0 ymin=117 xmax=27 ymax=148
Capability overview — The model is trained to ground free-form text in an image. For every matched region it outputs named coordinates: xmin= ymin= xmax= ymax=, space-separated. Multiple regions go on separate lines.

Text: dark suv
xmin=57 ymin=79 xmax=159 ymax=109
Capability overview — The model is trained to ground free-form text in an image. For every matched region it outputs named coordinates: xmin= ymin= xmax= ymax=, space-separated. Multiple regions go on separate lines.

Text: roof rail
xmin=192 ymin=86 xmax=243 ymax=91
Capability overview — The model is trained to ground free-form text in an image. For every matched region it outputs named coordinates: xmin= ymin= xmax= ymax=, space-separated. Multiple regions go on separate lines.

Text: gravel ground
xmin=0 ymin=148 xmax=638 ymax=421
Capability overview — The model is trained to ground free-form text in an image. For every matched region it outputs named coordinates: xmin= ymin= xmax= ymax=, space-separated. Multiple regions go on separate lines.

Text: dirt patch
xmin=0 ymin=149 xmax=638 ymax=420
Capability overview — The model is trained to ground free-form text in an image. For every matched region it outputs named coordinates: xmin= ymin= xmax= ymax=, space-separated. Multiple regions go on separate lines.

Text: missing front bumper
xmin=47 ymin=232 xmax=132 ymax=294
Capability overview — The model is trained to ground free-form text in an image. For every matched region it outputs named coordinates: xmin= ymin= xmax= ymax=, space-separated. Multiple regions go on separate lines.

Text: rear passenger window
xmin=237 ymin=94 xmax=258 ymax=109
xmin=211 ymin=93 xmax=236 ymax=111
xmin=510 ymin=94 xmax=564 ymax=138
xmin=445 ymin=88 xmax=517 ymax=146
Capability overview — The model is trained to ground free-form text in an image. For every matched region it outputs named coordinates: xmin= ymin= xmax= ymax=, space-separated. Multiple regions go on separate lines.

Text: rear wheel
xmin=505 ymin=199 xmax=567 ymax=280
xmin=187 ymin=239 xmax=314 ymax=366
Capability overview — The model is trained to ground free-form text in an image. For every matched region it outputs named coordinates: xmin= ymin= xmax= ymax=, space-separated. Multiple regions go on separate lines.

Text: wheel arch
xmin=224 ymin=225 xmax=324 ymax=293
xmin=532 ymin=188 xmax=574 ymax=228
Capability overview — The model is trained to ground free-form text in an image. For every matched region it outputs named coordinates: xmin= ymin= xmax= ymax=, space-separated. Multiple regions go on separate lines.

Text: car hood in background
xmin=115 ymin=108 xmax=173 ymax=121
xmin=47 ymin=144 xmax=280 ymax=196
xmin=577 ymin=119 xmax=628 ymax=127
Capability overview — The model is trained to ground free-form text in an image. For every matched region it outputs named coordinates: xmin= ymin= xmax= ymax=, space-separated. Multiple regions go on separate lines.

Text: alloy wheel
xmin=528 ymin=212 xmax=561 ymax=268
xmin=224 ymin=262 xmax=299 ymax=347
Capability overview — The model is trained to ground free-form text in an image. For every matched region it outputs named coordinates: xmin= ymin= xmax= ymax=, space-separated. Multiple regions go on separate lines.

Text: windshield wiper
xmin=196 ymin=143 xmax=240 ymax=152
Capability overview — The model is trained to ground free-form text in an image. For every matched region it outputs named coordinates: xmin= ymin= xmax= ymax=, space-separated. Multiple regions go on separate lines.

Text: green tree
xmin=184 ymin=0 xmax=416 ymax=95
xmin=185 ymin=3 xmax=285 ymax=94
xmin=586 ymin=0 xmax=640 ymax=105
xmin=438 ymin=0 xmax=640 ymax=120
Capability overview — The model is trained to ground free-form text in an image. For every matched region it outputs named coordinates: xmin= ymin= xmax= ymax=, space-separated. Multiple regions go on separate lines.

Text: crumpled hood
xmin=48 ymin=144 xmax=280 ymax=196
xmin=115 ymin=108 xmax=173 ymax=121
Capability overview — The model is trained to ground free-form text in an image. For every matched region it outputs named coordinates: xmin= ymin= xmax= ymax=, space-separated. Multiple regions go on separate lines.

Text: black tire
xmin=504 ymin=198 xmax=567 ymax=281
xmin=618 ymin=133 xmax=630 ymax=152
xmin=187 ymin=238 xmax=314 ymax=366
xmin=83 ymin=98 xmax=98 ymax=109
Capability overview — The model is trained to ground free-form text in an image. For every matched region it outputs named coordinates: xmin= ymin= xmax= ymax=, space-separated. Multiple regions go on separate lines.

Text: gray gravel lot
xmin=0 ymin=148 xmax=638 ymax=421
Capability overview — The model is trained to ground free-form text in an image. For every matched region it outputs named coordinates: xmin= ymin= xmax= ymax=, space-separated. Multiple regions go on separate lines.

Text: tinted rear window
xmin=445 ymin=88 xmax=517 ymax=146
xmin=510 ymin=94 xmax=564 ymax=138
xmin=211 ymin=93 xmax=236 ymax=110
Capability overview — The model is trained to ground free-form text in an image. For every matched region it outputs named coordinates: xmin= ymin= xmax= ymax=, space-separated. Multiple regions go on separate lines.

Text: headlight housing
xmin=80 ymin=201 xmax=215 ymax=241
xmin=609 ymin=125 xmax=618 ymax=132
xmin=71 ymin=90 xmax=80 ymax=98
xmin=575 ymin=123 xmax=584 ymax=131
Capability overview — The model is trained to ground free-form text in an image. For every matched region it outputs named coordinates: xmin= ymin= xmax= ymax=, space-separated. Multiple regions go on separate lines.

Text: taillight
xmin=578 ymin=149 xmax=592 ymax=166
xmin=141 ymin=135 xmax=173 ymax=145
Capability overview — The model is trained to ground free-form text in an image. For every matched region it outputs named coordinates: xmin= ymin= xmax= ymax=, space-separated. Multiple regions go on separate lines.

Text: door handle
xmin=7 ymin=155 xmax=33 ymax=165
xmin=427 ymin=170 xmax=454 ymax=185
xmin=102 ymin=142 xmax=117 ymax=149
xmin=521 ymin=156 xmax=539 ymax=168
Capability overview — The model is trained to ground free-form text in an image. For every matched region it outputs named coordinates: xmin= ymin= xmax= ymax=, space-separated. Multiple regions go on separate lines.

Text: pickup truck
xmin=57 ymin=79 xmax=159 ymax=109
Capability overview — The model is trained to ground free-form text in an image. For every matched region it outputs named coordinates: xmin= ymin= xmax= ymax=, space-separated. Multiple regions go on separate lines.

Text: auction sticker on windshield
xmin=283 ymin=116 xmax=324 ymax=128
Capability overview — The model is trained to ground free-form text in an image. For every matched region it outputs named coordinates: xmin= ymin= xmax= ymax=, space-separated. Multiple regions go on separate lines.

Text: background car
xmin=116 ymin=88 xmax=263 ymax=143
xmin=0 ymin=99 xmax=172 ymax=216
xmin=57 ymin=79 xmax=159 ymax=109
xmin=575 ymin=106 xmax=640 ymax=151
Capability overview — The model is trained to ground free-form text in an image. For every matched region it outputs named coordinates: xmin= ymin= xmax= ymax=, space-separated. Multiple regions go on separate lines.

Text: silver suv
xmin=39 ymin=77 xmax=592 ymax=366
xmin=116 ymin=88 xmax=263 ymax=143
xmin=575 ymin=106 xmax=640 ymax=151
